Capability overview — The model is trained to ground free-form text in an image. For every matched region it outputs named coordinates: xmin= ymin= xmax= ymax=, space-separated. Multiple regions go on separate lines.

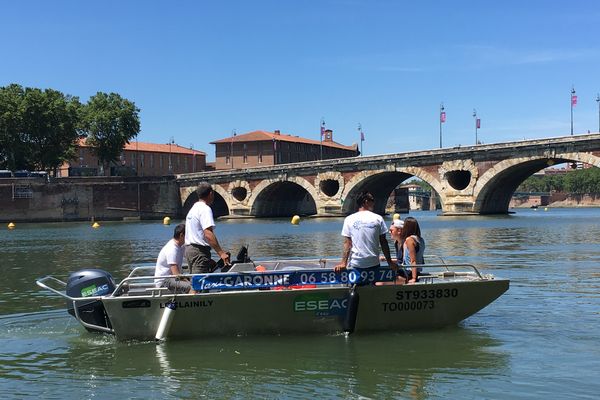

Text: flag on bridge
xmin=440 ymin=111 xmax=446 ymax=123
xmin=320 ymin=123 xmax=326 ymax=137
xmin=476 ymin=118 xmax=481 ymax=129
xmin=360 ymin=131 xmax=365 ymax=141
xmin=571 ymin=94 xmax=578 ymax=106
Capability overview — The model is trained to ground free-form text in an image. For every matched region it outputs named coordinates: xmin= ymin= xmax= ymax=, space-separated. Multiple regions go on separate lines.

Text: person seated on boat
xmin=379 ymin=218 xmax=407 ymax=284
xmin=334 ymin=191 xmax=399 ymax=283
xmin=400 ymin=217 xmax=425 ymax=284
xmin=155 ymin=223 xmax=194 ymax=294
xmin=380 ymin=218 xmax=404 ymax=263
xmin=184 ymin=182 xmax=230 ymax=274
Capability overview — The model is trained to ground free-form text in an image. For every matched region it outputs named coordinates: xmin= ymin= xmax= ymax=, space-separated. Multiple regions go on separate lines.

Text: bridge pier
xmin=316 ymin=204 xmax=344 ymax=217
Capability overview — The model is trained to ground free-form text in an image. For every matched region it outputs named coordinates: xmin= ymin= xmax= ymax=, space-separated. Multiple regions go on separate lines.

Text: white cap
xmin=392 ymin=219 xmax=404 ymax=228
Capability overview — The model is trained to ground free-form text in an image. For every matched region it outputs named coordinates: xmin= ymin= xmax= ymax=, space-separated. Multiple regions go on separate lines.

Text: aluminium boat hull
xmin=102 ymin=278 xmax=509 ymax=341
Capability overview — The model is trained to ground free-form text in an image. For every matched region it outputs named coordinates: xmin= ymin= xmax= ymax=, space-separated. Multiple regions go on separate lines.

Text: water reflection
xmin=58 ymin=328 xmax=506 ymax=399
xmin=0 ymin=309 xmax=509 ymax=399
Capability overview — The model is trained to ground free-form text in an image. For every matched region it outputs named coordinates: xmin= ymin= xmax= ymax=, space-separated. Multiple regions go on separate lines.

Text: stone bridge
xmin=176 ymin=133 xmax=600 ymax=217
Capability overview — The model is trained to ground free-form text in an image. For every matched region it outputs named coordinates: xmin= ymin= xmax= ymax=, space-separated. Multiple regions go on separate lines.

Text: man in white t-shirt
xmin=155 ymin=223 xmax=192 ymax=293
xmin=334 ymin=191 xmax=398 ymax=277
xmin=184 ymin=182 xmax=230 ymax=274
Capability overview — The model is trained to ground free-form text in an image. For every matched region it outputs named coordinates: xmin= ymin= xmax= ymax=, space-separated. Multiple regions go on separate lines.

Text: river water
xmin=1 ymin=208 xmax=599 ymax=399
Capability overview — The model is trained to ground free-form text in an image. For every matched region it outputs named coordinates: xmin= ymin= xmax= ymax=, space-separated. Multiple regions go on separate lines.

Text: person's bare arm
xmin=406 ymin=237 xmax=418 ymax=283
xmin=334 ymin=237 xmax=352 ymax=272
xmin=203 ymin=227 xmax=230 ymax=264
xmin=169 ymin=264 xmax=180 ymax=275
xmin=379 ymin=234 xmax=398 ymax=272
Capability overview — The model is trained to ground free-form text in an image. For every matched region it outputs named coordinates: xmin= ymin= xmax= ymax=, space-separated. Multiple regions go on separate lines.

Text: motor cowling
xmin=66 ymin=269 xmax=116 ymax=332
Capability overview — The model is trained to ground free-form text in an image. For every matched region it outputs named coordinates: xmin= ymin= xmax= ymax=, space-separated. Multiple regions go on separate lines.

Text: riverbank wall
xmin=509 ymin=192 xmax=600 ymax=208
xmin=0 ymin=177 xmax=180 ymax=223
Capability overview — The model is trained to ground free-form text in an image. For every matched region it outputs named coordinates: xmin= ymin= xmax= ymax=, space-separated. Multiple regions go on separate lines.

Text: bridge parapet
xmin=177 ymin=133 xmax=600 ymax=217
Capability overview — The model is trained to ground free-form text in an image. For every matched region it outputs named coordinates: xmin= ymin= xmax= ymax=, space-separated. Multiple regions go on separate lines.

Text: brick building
xmin=59 ymin=139 xmax=207 ymax=177
xmin=210 ymin=129 xmax=359 ymax=170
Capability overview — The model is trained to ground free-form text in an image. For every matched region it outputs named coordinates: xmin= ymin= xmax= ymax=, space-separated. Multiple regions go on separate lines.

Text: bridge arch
xmin=341 ymin=167 xmax=444 ymax=214
xmin=473 ymin=152 xmax=600 ymax=214
xmin=181 ymin=184 xmax=230 ymax=218
xmin=249 ymin=176 xmax=318 ymax=217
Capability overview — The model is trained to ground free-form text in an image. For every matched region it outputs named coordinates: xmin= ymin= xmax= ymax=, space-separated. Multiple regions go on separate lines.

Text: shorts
xmin=351 ymin=265 xmax=380 ymax=286
xmin=185 ymin=244 xmax=216 ymax=274
xmin=162 ymin=277 xmax=191 ymax=294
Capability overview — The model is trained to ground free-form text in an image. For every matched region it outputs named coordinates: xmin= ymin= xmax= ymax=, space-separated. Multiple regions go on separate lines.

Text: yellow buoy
xmin=92 ymin=222 xmax=100 ymax=229
xmin=8 ymin=222 xmax=15 ymax=230
xmin=392 ymin=213 xmax=400 ymax=221
xmin=163 ymin=216 xmax=171 ymax=225
xmin=291 ymin=215 xmax=300 ymax=225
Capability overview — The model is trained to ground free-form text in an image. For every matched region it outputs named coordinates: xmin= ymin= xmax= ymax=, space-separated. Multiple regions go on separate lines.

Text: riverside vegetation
xmin=0 ymin=84 xmax=140 ymax=175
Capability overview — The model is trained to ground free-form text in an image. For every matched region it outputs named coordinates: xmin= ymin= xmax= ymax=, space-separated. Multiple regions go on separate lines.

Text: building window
xmin=184 ymin=156 xmax=188 ymax=170
xmin=243 ymin=143 xmax=248 ymax=164
xmin=150 ymin=154 xmax=154 ymax=168
xmin=140 ymin=153 xmax=144 ymax=167
xmin=160 ymin=155 xmax=163 ymax=168
xmin=131 ymin=153 xmax=136 ymax=167
xmin=258 ymin=142 xmax=263 ymax=163
xmin=226 ymin=155 xmax=230 ymax=165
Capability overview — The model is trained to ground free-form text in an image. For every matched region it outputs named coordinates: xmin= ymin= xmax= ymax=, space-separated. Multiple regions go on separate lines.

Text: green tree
xmin=518 ymin=167 xmax=600 ymax=194
xmin=0 ymin=84 xmax=24 ymax=170
xmin=21 ymin=87 xmax=83 ymax=172
xmin=82 ymin=92 xmax=140 ymax=174
xmin=0 ymin=84 xmax=82 ymax=172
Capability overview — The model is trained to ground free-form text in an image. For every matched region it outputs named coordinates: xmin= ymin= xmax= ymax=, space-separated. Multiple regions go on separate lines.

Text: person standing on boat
xmin=334 ymin=191 xmax=399 ymax=280
xmin=155 ymin=223 xmax=192 ymax=293
xmin=400 ymin=216 xmax=425 ymax=284
xmin=185 ymin=182 xmax=230 ymax=274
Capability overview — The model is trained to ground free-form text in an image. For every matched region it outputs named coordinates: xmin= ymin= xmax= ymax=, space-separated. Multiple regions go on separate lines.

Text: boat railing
xmin=115 ymin=261 xmax=486 ymax=294
xmin=37 ymin=261 xmax=487 ymax=300
xmin=413 ymin=263 xmax=484 ymax=282
xmin=35 ymin=275 xmax=115 ymax=334
xmin=36 ymin=275 xmax=69 ymax=298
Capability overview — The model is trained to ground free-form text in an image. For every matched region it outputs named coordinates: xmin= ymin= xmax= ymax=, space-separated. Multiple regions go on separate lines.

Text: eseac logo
xmin=293 ymin=293 xmax=347 ymax=316
xmin=80 ymin=283 xmax=110 ymax=297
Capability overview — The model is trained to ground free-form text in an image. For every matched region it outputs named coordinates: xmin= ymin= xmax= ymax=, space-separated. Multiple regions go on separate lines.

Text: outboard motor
xmin=65 ymin=269 xmax=115 ymax=332
xmin=218 ymin=246 xmax=251 ymax=272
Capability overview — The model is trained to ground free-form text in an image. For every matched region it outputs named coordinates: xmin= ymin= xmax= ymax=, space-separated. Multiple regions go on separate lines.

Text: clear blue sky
xmin=2 ymin=0 xmax=599 ymax=160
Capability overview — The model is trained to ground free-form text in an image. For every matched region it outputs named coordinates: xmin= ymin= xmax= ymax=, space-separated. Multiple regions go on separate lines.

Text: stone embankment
xmin=0 ymin=176 xmax=180 ymax=223
xmin=510 ymin=193 xmax=600 ymax=208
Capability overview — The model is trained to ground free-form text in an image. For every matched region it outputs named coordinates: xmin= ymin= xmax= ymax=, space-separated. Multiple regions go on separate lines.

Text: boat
xmin=36 ymin=256 xmax=509 ymax=341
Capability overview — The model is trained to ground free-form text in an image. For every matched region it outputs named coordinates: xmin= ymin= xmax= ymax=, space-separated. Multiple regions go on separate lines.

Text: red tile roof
xmin=210 ymin=130 xmax=357 ymax=151
xmin=78 ymin=138 xmax=205 ymax=155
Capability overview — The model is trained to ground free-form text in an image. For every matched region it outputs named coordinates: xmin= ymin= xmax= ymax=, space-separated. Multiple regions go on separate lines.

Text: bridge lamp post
xmin=439 ymin=103 xmax=445 ymax=148
xmin=596 ymin=93 xmax=600 ymax=132
xmin=473 ymin=109 xmax=478 ymax=145
xmin=358 ymin=123 xmax=364 ymax=156
xmin=570 ymin=87 xmax=576 ymax=136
